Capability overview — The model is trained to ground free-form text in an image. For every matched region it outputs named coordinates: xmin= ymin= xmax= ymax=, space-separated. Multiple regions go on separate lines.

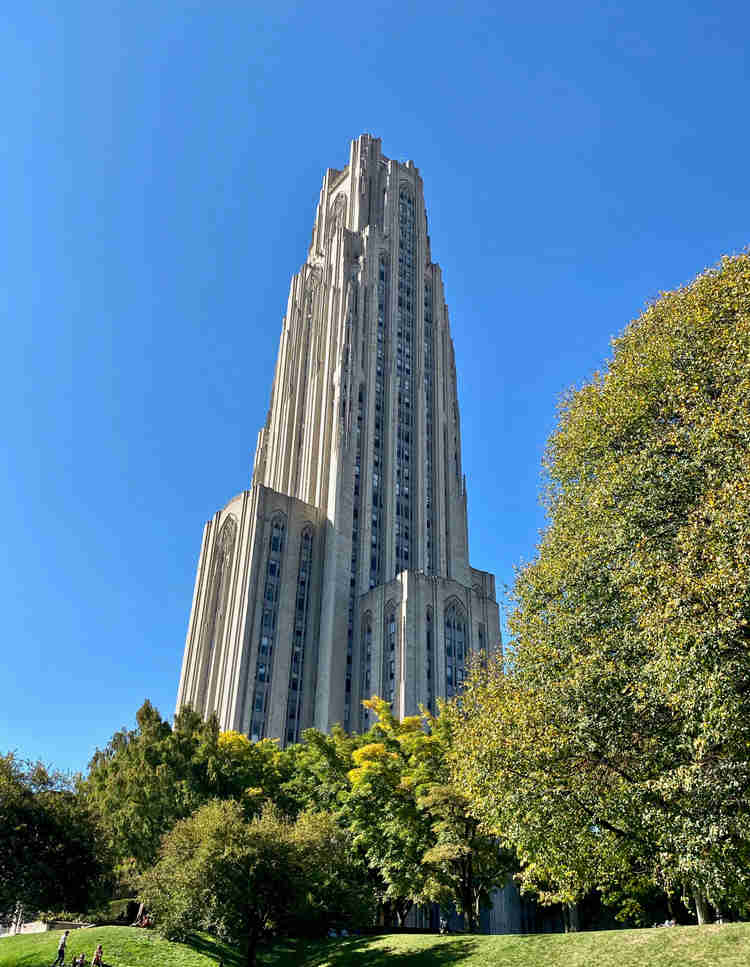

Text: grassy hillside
xmin=1 ymin=922 xmax=749 ymax=967
xmin=0 ymin=927 xmax=239 ymax=967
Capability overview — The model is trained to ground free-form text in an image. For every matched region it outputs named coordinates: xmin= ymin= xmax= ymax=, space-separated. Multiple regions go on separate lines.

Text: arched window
xmin=346 ymin=385 xmax=366 ymax=732
xmin=395 ymin=189 xmax=415 ymax=575
xmin=426 ymin=608 xmax=434 ymax=713
xmin=286 ymin=527 xmax=313 ymax=744
xmin=444 ymin=600 xmax=468 ymax=699
xmin=327 ymin=194 xmax=347 ymax=249
xmin=371 ymin=255 xmax=388 ymax=589
xmin=250 ymin=514 xmax=285 ymax=741
xmin=332 ymin=193 xmax=346 ymax=227
xmin=383 ymin=601 xmax=397 ymax=705
xmin=196 ymin=514 xmax=237 ymax=712
xmin=424 ymin=275 xmax=435 ymax=573
xmin=359 ymin=611 xmax=373 ymax=731
xmin=477 ymin=623 xmax=488 ymax=669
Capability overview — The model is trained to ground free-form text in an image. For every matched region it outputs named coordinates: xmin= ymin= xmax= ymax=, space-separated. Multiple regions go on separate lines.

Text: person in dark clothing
xmin=51 ymin=930 xmax=70 ymax=966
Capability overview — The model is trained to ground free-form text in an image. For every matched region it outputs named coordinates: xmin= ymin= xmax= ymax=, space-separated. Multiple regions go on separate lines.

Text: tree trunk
xmin=562 ymin=902 xmax=580 ymax=933
xmin=246 ymin=925 xmax=259 ymax=967
xmin=464 ymin=891 xmax=476 ymax=933
xmin=466 ymin=853 xmax=477 ymax=932
xmin=693 ymin=890 xmax=712 ymax=925
xmin=395 ymin=899 xmax=412 ymax=929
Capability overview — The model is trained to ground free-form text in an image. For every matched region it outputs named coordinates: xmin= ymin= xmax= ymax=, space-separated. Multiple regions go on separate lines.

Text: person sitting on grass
xmin=92 ymin=944 xmax=103 ymax=967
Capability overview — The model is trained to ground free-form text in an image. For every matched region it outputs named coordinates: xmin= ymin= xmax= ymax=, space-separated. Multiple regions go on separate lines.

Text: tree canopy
xmin=139 ymin=800 xmax=375 ymax=967
xmin=347 ymin=698 xmax=512 ymax=930
xmin=451 ymin=254 xmax=750 ymax=921
xmin=0 ymin=754 xmax=109 ymax=924
xmin=85 ymin=701 xmax=290 ymax=871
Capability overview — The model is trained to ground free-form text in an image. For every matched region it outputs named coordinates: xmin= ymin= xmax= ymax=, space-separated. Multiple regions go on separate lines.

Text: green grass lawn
xmin=0 ymin=927 xmax=239 ymax=967
xmin=1 ymin=923 xmax=749 ymax=967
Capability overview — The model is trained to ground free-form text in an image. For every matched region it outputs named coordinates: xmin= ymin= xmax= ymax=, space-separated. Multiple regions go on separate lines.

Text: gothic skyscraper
xmin=177 ymin=135 xmax=501 ymax=743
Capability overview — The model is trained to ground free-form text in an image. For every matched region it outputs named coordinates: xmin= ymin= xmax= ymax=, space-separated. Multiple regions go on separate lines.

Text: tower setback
xmin=177 ymin=134 xmax=501 ymax=743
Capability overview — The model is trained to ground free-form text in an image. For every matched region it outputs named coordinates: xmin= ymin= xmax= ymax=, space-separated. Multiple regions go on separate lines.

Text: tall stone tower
xmin=177 ymin=134 xmax=501 ymax=743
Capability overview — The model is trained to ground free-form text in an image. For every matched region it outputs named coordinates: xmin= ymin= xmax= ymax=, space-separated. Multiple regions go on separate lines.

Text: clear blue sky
xmin=2 ymin=1 xmax=748 ymax=774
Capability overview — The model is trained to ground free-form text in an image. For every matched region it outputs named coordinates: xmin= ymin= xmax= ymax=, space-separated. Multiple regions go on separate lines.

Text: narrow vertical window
xmin=359 ymin=612 xmax=373 ymax=731
xmin=346 ymin=384 xmax=365 ymax=730
xmin=286 ymin=527 xmax=313 ymax=744
xmin=395 ymin=189 xmax=415 ymax=575
xmin=250 ymin=516 xmax=285 ymax=741
xmin=426 ymin=608 xmax=434 ymax=713
xmin=196 ymin=515 xmax=237 ymax=712
xmin=371 ymin=256 xmax=387 ymax=589
xmin=424 ymin=277 xmax=435 ymax=573
xmin=383 ymin=604 xmax=397 ymax=705
xmin=444 ymin=601 xmax=468 ymax=699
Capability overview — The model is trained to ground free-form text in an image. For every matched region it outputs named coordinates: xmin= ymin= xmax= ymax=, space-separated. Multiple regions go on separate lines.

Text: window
xmin=250 ymin=516 xmax=286 ymax=741
xmin=394 ymin=188 xmax=415 ymax=574
xmin=196 ymin=514 xmax=237 ymax=709
xmin=285 ymin=526 xmax=313 ymax=744
xmin=444 ymin=602 xmax=468 ymax=700
xmin=383 ymin=605 xmax=398 ymax=704
xmin=426 ymin=609 xmax=434 ymax=712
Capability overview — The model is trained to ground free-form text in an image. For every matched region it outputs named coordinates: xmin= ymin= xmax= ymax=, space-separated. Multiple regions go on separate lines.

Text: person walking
xmin=52 ymin=930 xmax=70 ymax=966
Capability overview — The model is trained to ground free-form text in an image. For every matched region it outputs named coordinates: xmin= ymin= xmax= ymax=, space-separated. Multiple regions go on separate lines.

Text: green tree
xmin=451 ymin=254 xmax=750 ymax=921
xmin=347 ymin=698 xmax=512 ymax=930
xmin=140 ymin=800 xmax=375 ymax=966
xmin=200 ymin=728 xmax=292 ymax=815
xmin=417 ymin=711 xmax=514 ymax=932
xmin=346 ymin=701 xmax=435 ymax=925
xmin=292 ymin=809 xmax=377 ymax=933
xmin=0 ymin=754 xmax=109 ymax=924
xmin=85 ymin=701 xmax=288 ymax=870
xmin=419 ymin=785 xmax=512 ymax=933
xmin=278 ymin=725 xmax=364 ymax=816
xmin=86 ymin=702 xmax=206 ymax=869
xmin=139 ymin=800 xmax=299 ymax=967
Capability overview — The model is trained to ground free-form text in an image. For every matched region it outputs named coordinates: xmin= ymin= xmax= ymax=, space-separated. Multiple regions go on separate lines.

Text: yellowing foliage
xmin=217 ymin=730 xmax=252 ymax=754
xmin=351 ymin=742 xmax=389 ymax=765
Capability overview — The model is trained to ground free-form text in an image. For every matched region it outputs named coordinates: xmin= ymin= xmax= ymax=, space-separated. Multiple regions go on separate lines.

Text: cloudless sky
xmin=2 ymin=1 xmax=749 ymax=773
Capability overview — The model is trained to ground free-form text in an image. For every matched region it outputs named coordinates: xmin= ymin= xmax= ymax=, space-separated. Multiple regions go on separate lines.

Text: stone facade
xmin=177 ymin=134 xmax=501 ymax=743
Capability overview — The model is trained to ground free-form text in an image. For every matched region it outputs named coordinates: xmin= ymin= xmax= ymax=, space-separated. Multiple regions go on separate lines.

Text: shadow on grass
xmin=186 ymin=932 xmax=481 ymax=967
xmin=265 ymin=935 xmax=480 ymax=967
xmin=184 ymin=932 xmax=245 ymax=966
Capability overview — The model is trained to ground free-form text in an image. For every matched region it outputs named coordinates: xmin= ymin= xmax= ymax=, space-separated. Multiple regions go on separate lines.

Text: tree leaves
xmin=0 ymin=754 xmax=110 ymax=924
xmin=451 ymin=254 xmax=750 ymax=919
